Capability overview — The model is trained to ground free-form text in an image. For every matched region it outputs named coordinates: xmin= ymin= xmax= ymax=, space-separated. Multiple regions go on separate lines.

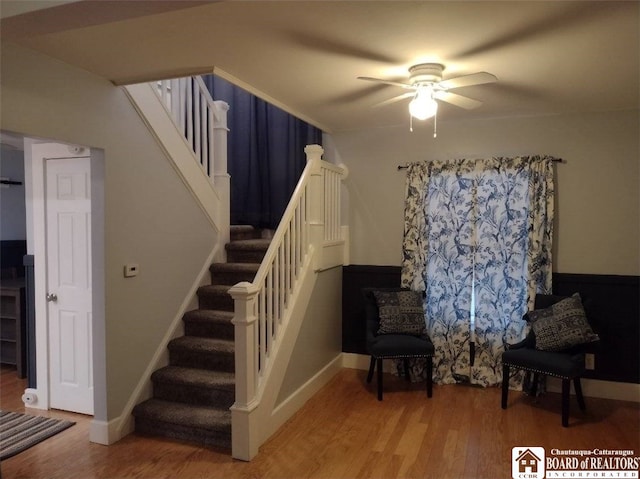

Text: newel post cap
xmin=228 ymin=282 xmax=260 ymax=299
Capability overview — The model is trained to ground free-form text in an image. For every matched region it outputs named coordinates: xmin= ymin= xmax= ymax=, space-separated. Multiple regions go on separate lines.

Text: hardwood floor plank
xmin=1 ymin=365 xmax=638 ymax=479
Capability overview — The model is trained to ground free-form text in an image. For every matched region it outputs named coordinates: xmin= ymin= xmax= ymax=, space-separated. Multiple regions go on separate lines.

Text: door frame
xmin=23 ymin=139 xmax=106 ymax=428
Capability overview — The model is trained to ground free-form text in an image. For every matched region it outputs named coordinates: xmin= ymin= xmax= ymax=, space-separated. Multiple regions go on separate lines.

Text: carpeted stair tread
xmin=168 ymin=336 xmax=234 ymax=354
xmin=225 ymin=239 xmax=270 ymax=263
xmin=210 ymin=262 xmax=260 ymax=274
xmin=196 ymin=285 xmax=235 ymax=311
xmin=230 ymin=225 xmax=261 ymax=241
xmin=133 ymin=399 xmax=231 ymax=432
xmin=182 ymin=309 xmax=234 ymax=339
xmin=225 ymin=239 xmax=271 ymax=251
xmin=209 ymin=262 xmax=260 ymax=285
xmin=152 ymin=366 xmax=234 ymax=390
xmin=168 ymin=336 xmax=235 ymax=371
xmin=151 ymin=366 xmax=235 ymax=407
xmin=197 ymin=284 xmax=234 ymax=295
xmin=183 ymin=308 xmax=234 ymax=323
xmin=134 ymin=399 xmax=231 ymax=449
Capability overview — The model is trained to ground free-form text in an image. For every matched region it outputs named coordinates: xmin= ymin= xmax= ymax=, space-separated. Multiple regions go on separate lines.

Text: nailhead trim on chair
xmin=372 ymin=354 xmax=433 ymax=359
xmin=502 ymin=362 xmax=577 ymax=380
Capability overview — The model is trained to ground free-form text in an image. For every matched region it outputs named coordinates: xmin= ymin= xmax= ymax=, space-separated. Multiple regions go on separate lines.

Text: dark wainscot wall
xmin=342 ymin=265 xmax=639 ymax=384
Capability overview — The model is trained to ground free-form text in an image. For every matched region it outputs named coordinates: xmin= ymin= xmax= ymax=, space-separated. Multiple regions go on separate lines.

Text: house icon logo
xmin=512 ymin=446 xmax=545 ymax=479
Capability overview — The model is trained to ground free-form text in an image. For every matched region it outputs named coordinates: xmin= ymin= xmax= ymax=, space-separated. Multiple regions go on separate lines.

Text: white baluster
xmin=194 ymin=82 xmax=201 ymax=164
xmin=186 ymin=79 xmax=193 ymax=152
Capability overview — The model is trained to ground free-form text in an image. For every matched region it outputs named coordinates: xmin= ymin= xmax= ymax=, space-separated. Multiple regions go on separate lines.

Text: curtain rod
xmin=397 ymin=157 xmax=564 ymax=170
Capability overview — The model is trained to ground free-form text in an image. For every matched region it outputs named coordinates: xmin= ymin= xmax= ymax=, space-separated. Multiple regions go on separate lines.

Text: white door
xmin=46 ymin=157 xmax=93 ymax=415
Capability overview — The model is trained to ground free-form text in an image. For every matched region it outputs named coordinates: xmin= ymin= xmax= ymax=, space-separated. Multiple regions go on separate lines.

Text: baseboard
xmin=546 ymin=377 xmax=640 ymax=403
xmin=341 ymin=352 xmax=407 ymax=374
xmin=342 ymin=353 xmax=640 ymax=403
xmin=89 ymin=415 xmax=133 ymax=445
xmin=268 ymin=354 xmax=343 ymax=435
xmin=342 ymin=352 xmax=371 ymax=370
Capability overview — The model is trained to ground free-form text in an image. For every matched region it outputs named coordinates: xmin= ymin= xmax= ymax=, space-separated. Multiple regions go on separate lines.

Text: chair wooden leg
xmin=377 ymin=358 xmax=383 ymax=401
xmin=574 ymin=377 xmax=586 ymax=411
xmin=367 ymin=356 xmax=375 ymax=383
xmin=426 ymin=356 xmax=433 ymax=398
xmin=501 ymin=363 xmax=510 ymax=409
xmin=562 ymin=378 xmax=570 ymax=427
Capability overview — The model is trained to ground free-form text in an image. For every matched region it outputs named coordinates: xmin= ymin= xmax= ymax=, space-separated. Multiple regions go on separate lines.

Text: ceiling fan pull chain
xmin=409 ymin=114 xmax=414 ymax=132
xmin=433 ymin=113 xmax=437 ymax=138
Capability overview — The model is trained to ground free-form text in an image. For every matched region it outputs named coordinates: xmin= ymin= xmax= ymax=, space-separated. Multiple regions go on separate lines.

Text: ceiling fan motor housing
xmin=409 ymin=63 xmax=444 ymax=85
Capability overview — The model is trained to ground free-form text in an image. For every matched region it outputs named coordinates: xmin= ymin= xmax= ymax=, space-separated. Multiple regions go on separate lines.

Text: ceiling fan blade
xmin=374 ymin=92 xmax=415 ymax=107
xmin=434 ymin=91 xmax=482 ymax=110
xmin=326 ymin=84 xmax=391 ymax=105
xmin=439 ymin=72 xmax=498 ymax=90
xmin=454 ymin=2 xmax=624 ymax=59
xmin=282 ymin=31 xmax=400 ymax=63
xmin=357 ymin=77 xmax=414 ymax=89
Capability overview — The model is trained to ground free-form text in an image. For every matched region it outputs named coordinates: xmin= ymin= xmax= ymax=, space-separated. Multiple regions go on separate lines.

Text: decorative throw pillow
xmin=529 ymin=293 xmax=599 ymax=351
xmin=373 ymin=290 xmax=426 ymax=336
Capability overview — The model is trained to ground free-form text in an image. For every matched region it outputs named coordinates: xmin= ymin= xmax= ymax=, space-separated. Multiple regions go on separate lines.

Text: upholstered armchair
xmin=362 ymin=288 xmax=434 ymax=400
xmin=501 ymin=293 xmax=600 ymax=426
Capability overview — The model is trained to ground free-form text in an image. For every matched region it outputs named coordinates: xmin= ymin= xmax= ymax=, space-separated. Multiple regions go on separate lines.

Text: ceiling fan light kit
xmin=357 ymin=62 xmax=497 ymax=137
xmin=409 ymin=87 xmax=438 ymax=120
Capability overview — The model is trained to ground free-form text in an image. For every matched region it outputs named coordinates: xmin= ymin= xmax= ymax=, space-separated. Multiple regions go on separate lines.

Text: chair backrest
xmin=533 ymin=294 xmax=568 ymax=310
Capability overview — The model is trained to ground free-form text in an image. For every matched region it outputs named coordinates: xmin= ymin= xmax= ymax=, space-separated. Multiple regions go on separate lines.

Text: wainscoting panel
xmin=342 ymin=265 xmax=401 ymax=355
xmin=552 ymin=273 xmax=639 ymax=384
xmin=342 ymin=266 xmax=639 ymax=384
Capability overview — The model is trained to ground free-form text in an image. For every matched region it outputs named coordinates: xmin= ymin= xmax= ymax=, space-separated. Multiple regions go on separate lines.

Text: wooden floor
xmin=1 ymin=364 xmax=639 ymax=479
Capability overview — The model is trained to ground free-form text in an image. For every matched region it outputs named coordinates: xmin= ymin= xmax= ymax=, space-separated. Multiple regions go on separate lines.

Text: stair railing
xmin=153 ymin=77 xmax=229 ymax=191
xmin=229 ymin=145 xmax=345 ymax=460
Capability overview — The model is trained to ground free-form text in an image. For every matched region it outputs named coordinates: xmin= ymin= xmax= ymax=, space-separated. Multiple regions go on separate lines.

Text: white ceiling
xmin=1 ymin=1 xmax=638 ymax=133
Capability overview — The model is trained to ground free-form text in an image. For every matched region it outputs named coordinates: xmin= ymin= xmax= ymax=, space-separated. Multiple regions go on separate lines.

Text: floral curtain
xmin=401 ymin=156 xmax=554 ymax=386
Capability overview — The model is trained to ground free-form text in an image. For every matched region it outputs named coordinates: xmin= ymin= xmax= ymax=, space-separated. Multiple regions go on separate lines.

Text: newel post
xmin=229 ymin=281 xmax=260 ymax=461
xmin=305 ymin=144 xmax=324 ymax=268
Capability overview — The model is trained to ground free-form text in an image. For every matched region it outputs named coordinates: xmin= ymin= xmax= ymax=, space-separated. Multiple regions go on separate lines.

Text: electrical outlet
xmin=585 ymin=353 xmax=595 ymax=370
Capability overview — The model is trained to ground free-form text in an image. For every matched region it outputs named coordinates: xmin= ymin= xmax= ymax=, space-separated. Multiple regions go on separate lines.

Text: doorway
xmin=45 ymin=156 xmax=94 ymax=415
xmin=20 ymin=138 xmax=105 ymax=418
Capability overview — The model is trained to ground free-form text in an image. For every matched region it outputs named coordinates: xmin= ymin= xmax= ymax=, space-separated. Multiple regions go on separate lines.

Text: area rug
xmin=0 ymin=410 xmax=75 ymax=460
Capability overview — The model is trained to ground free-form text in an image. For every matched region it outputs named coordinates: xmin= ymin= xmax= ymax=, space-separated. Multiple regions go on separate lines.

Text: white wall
xmin=0 ymin=146 xmax=26 ymax=240
xmin=332 ymin=110 xmax=639 ymax=276
xmin=0 ymin=43 xmax=218 ymax=420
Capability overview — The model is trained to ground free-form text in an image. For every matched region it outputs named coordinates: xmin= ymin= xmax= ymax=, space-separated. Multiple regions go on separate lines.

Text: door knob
xmin=46 ymin=293 xmax=58 ymax=302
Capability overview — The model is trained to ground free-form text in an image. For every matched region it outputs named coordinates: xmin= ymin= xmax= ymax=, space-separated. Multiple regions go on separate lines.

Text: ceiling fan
xmin=357 ymin=63 xmax=497 ymax=134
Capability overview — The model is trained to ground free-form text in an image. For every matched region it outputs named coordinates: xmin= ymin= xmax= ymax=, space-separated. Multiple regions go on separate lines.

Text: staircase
xmin=133 ymin=225 xmax=270 ymax=449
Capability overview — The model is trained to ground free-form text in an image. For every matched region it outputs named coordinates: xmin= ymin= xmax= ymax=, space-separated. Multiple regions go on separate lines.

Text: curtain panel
xmin=202 ymin=75 xmax=323 ymax=229
xmin=401 ymin=156 xmax=555 ymax=387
